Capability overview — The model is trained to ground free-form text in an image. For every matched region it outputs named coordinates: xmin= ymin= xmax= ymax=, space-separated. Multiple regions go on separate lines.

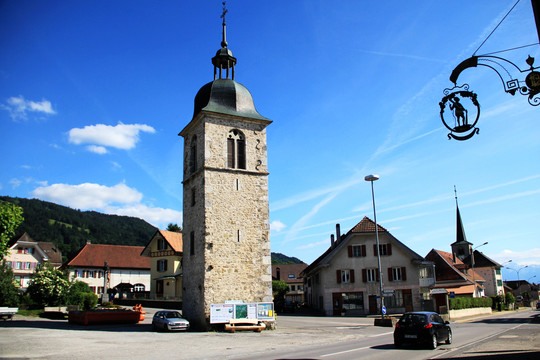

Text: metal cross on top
xmin=221 ymin=2 xmax=228 ymax=23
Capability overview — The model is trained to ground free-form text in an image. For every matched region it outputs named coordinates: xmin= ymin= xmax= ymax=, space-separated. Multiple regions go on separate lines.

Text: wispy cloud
xmin=1 ymin=95 xmax=56 ymax=121
xmin=490 ymin=248 xmax=540 ymax=266
xmin=359 ymin=50 xmax=447 ymax=63
xmin=270 ymin=220 xmax=286 ymax=232
xmin=68 ymin=122 xmax=155 ymax=153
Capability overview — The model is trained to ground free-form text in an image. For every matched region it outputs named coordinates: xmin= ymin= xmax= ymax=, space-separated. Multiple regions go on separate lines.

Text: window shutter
xmin=362 ymin=268 xmax=367 ymax=283
xmin=387 ymin=243 xmax=392 ymax=255
xmin=237 ymin=139 xmax=246 ymax=169
xmin=336 ymin=270 xmax=342 ymax=284
xmin=373 ymin=244 xmax=378 ymax=256
xmin=361 ymin=245 xmax=366 ymax=257
xmin=348 ymin=246 xmax=353 ymax=257
xmin=401 ymin=266 xmax=407 ymax=281
xmin=376 ymin=268 xmax=380 ymax=281
xmin=227 ymin=138 xmax=235 ymax=168
xmin=388 ymin=268 xmax=393 ymax=282
xmin=164 ymin=260 xmax=168 ymax=272
xmin=350 ymin=269 xmax=355 ymax=283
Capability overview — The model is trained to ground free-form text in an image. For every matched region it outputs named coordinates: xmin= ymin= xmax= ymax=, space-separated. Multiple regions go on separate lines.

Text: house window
xmin=158 ymin=237 xmax=167 ymax=251
xmin=190 ymin=231 xmax=195 ymax=256
xmin=342 ymin=292 xmax=364 ymax=310
xmin=134 ymin=283 xmax=145 ymax=292
xmin=288 ymin=274 xmax=295 ymax=279
xmin=337 ymin=269 xmax=355 ymax=284
xmin=157 ymin=259 xmax=168 ymax=272
xmin=352 ymin=245 xmax=366 ymax=257
xmin=90 ymin=286 xmax=96 ymax=294
xmin=227 ymin=129 xmax=246 ymax=169
xmin=389 ymin=267 xmax=407 ymax=281
xmin=25 ymin=262 xmax=31 ymax=270
xmin=496 ymin=268 xmax=501 ymax=275
xmin=367 ymin=269 xmax=377 ymax=282
xmin=386 ymin=290 xmax=404 ymax=308
xmin=374 ymin=243 xmax=392 ymax=256
xmin=290 ymin=285 xmax=296 ymax=291
xmin=497 ymin=279 xmax=503 ymax=286
xmin=15 ymin=262 xmax=22 ymax=270
xmin=189 ymin=135 xmax=197 ymax=174
xmin=419 ymin=266 xmax=433 ymax=278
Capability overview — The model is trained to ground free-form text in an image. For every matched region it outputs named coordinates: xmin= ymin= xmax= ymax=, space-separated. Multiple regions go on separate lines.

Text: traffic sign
xmin=382 ymin=306 xmax=387 ymax=315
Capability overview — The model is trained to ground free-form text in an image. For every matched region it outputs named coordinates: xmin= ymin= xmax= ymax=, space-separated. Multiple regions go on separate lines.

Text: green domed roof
xmin=193 ymin=79 xmax=268 ymax=121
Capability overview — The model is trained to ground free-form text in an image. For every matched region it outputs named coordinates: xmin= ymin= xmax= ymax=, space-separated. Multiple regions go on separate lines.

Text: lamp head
xmin=365 ymin=174 xmax=380 ymax=182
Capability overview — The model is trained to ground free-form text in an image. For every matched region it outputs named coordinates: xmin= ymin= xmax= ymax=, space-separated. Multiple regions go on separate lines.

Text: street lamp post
xmin=365 ymin=174 xmax=384 ymax=319
xmin=471 ymin=242 xmax=488 ymax=297
xmin=505 ymin=265 xmax=529 ymax=281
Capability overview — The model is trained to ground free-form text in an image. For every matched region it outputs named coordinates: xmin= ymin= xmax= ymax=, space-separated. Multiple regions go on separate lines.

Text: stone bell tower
xmin=179 ymin=6 xmax=273 ymax=330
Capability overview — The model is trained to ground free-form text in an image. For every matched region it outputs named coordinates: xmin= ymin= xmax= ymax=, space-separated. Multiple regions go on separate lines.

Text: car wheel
xmin=430 ymin=334 xmax=438 ymax=349
xmin=152 ymin=323 xmax=158 ymax=332
xmin=446 ymin=330 xmax=452 ymax=344
xmin=163 ymin=323 xmax=168 ymax=332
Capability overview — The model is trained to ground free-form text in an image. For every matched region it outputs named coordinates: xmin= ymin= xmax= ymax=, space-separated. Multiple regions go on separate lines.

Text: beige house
xmin=141 ymin=230 xmax=183 ymax=300
xmin=303 ymin=217 xmax=435 ymax=316
xmin=5 ymin=233 xmax=62 ymax=290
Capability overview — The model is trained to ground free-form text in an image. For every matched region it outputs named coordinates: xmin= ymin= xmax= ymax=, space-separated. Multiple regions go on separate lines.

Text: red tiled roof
xmin=67 ymin=244 xmax=150 ymax=269
xmin=159 ymin=230 xmax=183 ymax=252
xmin=432 ymin=249 xmax=485 ymax=282
xmin=349 ymin=216 xmax=388 ymax=233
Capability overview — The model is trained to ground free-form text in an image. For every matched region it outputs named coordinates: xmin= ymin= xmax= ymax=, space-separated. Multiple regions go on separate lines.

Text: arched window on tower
xmin=190 ymin=136 xmax=197 ymax=174
xmin=227 ymin=129 xmax=246 ymax=169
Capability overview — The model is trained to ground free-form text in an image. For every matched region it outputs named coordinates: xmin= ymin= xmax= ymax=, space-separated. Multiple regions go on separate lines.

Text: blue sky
xmin=1 ymin=1 xmax=539 ymax=282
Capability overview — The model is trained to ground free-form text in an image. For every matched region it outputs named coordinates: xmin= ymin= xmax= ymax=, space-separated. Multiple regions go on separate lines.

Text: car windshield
xmin=400 ymin=313 xmax=428 ymax=325
xmin=165 ymin=312 xmax=182 ymax=319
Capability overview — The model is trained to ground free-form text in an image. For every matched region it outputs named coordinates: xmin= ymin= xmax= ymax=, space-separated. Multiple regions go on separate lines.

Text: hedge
xmin=449 ymin=296 xmax=493 ymax=310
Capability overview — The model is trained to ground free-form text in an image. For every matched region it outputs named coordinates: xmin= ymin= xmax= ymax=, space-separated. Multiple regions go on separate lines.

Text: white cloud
xmin=489 ymin=248 xmax=540 ymax=266
xmin=9 ymin=178 xmax=22 ymax=189
xmin=270 ymin=220 xmax=286 ymax=232
xmin=1 ymin=95 xmax=56 ymax=121
xmin=31 ymin=182 xmax=143 ymax=209
xmin=106 ymin=204 xmax=182 ymax=228
xmin=87 ymin=145 xmax=108 ymax=154
xmin=30 ymin=181 xmax=181 ymax=228
xmin=68 ymin=123 xmax=156 ymax=153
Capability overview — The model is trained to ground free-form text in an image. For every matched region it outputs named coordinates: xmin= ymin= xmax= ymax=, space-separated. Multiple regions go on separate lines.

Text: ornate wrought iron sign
xmin=440 ymin=85 xmax=480 ymax=141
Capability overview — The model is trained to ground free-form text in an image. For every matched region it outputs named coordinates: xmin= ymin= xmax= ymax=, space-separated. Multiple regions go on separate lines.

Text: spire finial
xmin=454 ymin=185 xmax=458 ymax=207
xmin=220 ymin=1 xmax=228 ymax=48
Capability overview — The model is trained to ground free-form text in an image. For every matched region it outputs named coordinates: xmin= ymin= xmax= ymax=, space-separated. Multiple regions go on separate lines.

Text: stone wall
xmin=182 ymin=112 xmax=272 ymax=330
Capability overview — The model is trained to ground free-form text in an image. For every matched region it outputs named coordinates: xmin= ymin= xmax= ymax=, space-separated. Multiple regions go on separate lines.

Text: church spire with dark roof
xmin=212 ymin=2 xmax=237 ymax=80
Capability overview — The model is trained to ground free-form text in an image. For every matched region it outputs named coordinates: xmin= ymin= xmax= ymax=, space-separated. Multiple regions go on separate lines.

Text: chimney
xmin=331 ymin=234 xmax=335 ymax=248
xmin=86 ymin=240 xmax=91 ymax=245
xmin=336 ymin=224 xmax=341 ymax=242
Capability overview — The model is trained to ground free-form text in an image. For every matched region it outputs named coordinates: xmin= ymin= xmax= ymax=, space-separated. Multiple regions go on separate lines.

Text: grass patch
xmin=17 ymin=309 xmax=44 ymax=317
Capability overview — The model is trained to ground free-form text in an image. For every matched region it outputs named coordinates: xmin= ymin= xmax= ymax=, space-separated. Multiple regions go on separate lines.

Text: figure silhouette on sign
xmin=449 ymin=96 xmax=468 ymax=127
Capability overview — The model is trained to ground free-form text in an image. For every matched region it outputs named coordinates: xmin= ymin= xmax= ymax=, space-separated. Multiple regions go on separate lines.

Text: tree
xmin=272 ymin=280 xmax=289 ymax=311
xmin=26 ymin=263 xmax=70 ymax=307
xmin=0 ymin=261 xmax=19 ymax=306
xmin=166 ymin=223 xmax=182 ymax=232
xmin=0 ymin=201 xmax=24 ymax=259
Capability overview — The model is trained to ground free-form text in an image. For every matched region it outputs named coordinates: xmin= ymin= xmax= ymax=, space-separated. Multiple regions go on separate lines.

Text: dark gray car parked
xmin=393 ymin=311 xmax=452 ymax=349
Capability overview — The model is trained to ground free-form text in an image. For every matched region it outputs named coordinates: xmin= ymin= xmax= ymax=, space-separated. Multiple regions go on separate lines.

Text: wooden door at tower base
xmin=332 ymin=293 xmax=342 ymax=316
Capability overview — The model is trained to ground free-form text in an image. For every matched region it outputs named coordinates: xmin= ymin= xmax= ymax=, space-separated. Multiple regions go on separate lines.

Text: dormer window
xmin=158 ymin=238 xmax=167 ymax=251
xmin=227 ymin=129 xmax=246 ymax=169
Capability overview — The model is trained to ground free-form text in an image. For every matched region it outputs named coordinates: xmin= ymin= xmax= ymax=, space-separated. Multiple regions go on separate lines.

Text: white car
xmin=152 ymin=311 xmax=190 ymax=331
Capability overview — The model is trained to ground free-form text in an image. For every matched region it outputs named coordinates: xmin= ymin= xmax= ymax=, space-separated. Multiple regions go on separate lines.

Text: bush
xmin=449 ymin=296 xmax=493 ymax=310
xmin=26 ymin=264 xmax=70 ymax=307
xmin=81 ymin=292 xmax=98 ymax=310
xmin=505 ymin=292 xmax=515 ymax=305
xmin=66 ymin=280 xmax=97 ymax=310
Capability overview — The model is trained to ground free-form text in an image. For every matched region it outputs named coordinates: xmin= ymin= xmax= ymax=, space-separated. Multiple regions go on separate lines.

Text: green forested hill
xmin=1 ymin=196 xmax=157 ymax=262
xmin=271 ymin=252 xmax=303 ymax=265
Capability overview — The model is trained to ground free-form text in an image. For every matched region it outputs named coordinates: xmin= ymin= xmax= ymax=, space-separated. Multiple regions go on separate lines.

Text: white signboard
xmin=210 ymin=302 xmax=275 ymax=324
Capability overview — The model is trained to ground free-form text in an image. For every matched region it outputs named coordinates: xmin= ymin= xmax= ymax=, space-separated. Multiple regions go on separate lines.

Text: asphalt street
xmin=0 ymin=307 xmax=538 ymax=360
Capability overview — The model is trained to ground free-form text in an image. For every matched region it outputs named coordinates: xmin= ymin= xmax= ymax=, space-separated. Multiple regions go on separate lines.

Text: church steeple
xmin=451 ymin=186 xmax=472 ymax=261
xmin=211 ymin=2 xmax=237 ymax=80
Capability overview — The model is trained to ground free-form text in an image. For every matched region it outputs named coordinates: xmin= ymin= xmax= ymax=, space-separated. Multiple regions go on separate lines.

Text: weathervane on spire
xmin=220 ymin=1 xmax=228 ymax=48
